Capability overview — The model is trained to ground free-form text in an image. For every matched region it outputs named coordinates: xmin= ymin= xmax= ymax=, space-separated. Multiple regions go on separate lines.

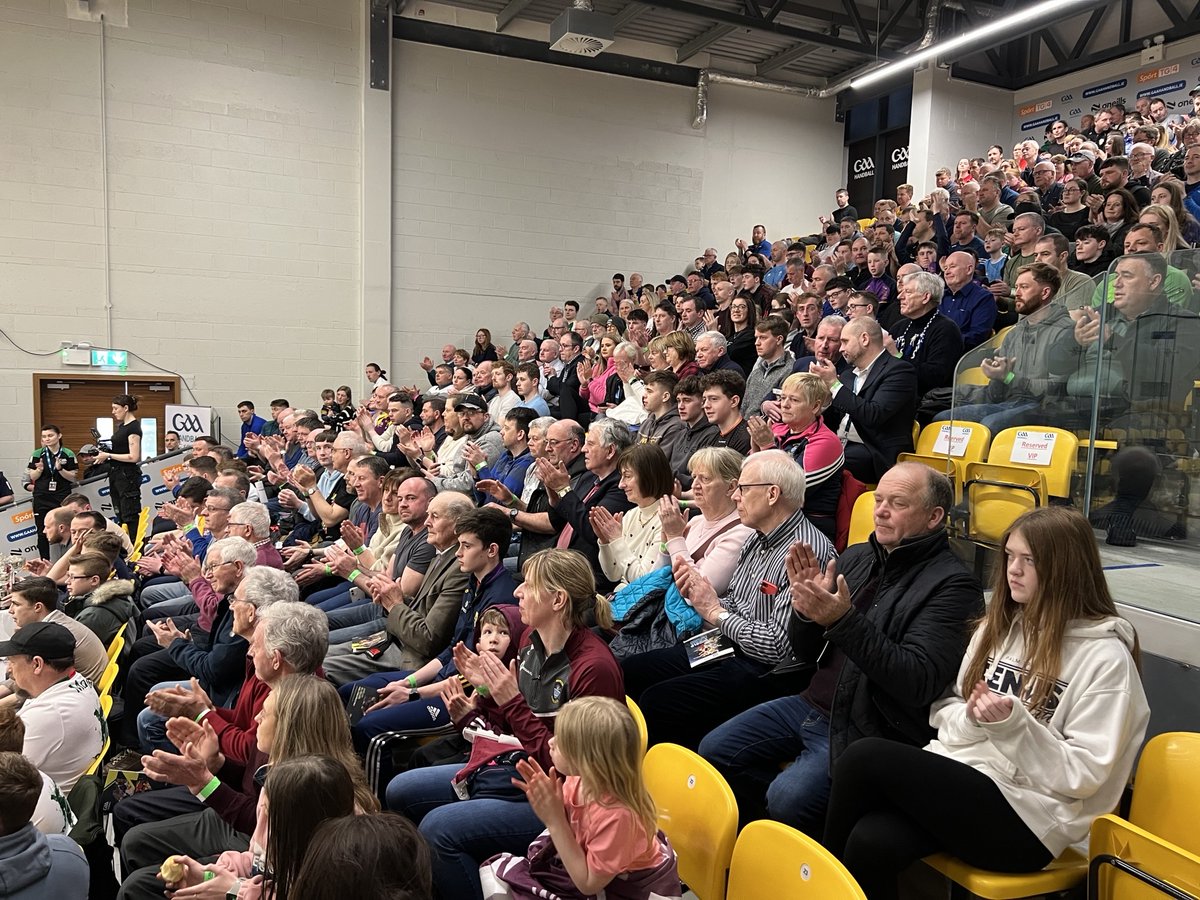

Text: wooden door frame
xmin=32 ymin=372 xmax=181 ymax=433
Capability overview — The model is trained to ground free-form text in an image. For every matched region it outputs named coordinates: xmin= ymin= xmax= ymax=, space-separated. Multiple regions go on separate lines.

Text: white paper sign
xmin=1010 ymin=430 xmax=1058 ymax=467
xmin=931 ymin=424 xmax=973 ymax=458
xmin=165 ymin=405 xmax=212 ymax=447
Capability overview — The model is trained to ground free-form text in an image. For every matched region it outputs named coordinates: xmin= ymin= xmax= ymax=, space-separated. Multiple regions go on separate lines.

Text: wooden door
xmin=34 ymin=375 xmax=179 ymax=476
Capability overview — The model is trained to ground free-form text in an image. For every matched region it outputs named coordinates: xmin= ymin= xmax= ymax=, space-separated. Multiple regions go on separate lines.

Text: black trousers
xmin=621 ymin=645 xmax=795 ymax=750
xmin=842 ymin=442 xmax=879 ymax=484
xmin=117 ymin=645 xmax=187 ymax=747
xmin=823 ymin=738 xmax=1053 ymax=900
xmin=117 ymin=807 xmax=249 ymax=900
xmin=108 ymin=464 xmax=142 ymax=530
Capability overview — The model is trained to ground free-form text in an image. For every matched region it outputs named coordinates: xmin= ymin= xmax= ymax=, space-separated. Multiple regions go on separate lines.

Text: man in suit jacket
xmin=321 ymin=492 xmax=474 ymax=685
xmin=813 ymin=317 xmax=918 ymax=483
xmin=547 ymin=331 xmax=591 ymax=427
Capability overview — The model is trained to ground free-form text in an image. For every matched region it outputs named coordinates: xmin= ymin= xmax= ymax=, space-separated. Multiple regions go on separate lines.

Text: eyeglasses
xmin=847 ymin=302 xmax=873 ymax=310
xmin=734 ymin=482 xmax=773 ymax=492
xmin=204 ymin=505 xmax=231 ymax=513
xmin=202 ymin=560 xmax=235 ymax=575
xmin=544 ymin=438 xmax=575 ymax=448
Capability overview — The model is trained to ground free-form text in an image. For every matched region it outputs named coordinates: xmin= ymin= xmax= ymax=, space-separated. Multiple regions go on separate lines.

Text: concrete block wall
xmin=390 ymin=42 xmax=846 ymax=377
xmin=0 ymin=0 xmax=361 ymax=477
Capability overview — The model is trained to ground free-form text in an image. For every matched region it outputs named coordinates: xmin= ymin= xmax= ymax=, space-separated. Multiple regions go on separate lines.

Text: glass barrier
xmin=939 ymin=251 xmax=1200 ymax=622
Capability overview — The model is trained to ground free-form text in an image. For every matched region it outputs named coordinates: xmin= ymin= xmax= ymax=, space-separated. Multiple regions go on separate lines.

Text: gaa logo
xmin=1060 ymin=93 xmax=1074 ymax=102
xmin=891 ymin=147 xmax=909 ymax=164
xmin=1070 ymin=108 xmax=1081 ymax=116
xmin=171 ymin=412 xmax=204 ymax=432
xmin=853 ymin=157 xmax=874 ymax=173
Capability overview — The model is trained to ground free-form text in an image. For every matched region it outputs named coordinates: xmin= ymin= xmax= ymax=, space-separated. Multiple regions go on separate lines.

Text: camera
xmin=320 ymin=406 xmax=355 ymax=430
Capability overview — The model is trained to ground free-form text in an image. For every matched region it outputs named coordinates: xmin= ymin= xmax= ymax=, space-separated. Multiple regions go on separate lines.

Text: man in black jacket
xmin=699 ymin=464 xmax=982 ymax=833
xmin=547 ymin=331 xmax=590 ymax=427
xmin=816 ymin=317 xmax=918 ymax=482
xmin=538 ymin=418 xmax=634 ymax=592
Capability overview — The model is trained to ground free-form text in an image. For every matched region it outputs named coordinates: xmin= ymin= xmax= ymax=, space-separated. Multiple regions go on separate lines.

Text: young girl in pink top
xmin=479 ymin=696 xmax=681 ymax=900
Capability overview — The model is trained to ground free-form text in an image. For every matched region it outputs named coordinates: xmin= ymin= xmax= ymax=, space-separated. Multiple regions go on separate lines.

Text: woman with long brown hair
xmin=823 ymin=507 xmax=1150 ymax=900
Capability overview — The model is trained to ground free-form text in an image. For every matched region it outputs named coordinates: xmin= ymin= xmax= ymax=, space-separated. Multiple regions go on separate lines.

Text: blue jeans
xmin=338 ymin=671 xmax=451 ymax=755
xmin=699 ymin=694 xmax=832 ymax=835
xmin=933 ymin=401 xmax=1040 ymax=434
xmin=387 ymin=764 xmax=544 ymax=900
xmin=306 ymin=582 xmax=353 ymax=611
xmin=136 ymin=679 xmax=190 ymax=754
xmin=327 ymin=601 xmax=385 ymax=645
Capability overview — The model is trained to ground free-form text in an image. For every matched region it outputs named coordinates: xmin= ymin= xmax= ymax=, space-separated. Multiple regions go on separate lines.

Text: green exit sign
xmin=91 ymin=348 xmax=129 ymax=369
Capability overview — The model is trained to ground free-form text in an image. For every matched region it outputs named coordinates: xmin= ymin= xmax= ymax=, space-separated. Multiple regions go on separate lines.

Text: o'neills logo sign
xmin=1019 ymin=99 xmax=1053 ymax=117
xmin=852 ymin=156 xmax=875 ymax=180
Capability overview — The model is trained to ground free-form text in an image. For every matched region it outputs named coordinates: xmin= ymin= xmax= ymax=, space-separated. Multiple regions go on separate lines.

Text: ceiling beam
xmin=841 ymin=0 xmax=872 ymax=46
xmin=1038 ymin=27 xmax=1067 ymax=65
xmin=778 ymin=0 xmax=922 ymax=39
xmin=677 ymin=23 xmax=736 ymax=61
xmin=755 ymin=40 xmax=817 ymax=74
xmin=876 ymin=0 xmax=916 ymax=45
xmin=612 ymin=1 xmax=649 ymax=31
xmin=636 ymin=0 xmax=899 ymax=57
xmin=1152 ymin=0 xmax=1186 ymax=28
xmin=495 ymin=0 xmax=535 ymax=32
xmin=1069 ymin=7 xmax=1105 ymax=59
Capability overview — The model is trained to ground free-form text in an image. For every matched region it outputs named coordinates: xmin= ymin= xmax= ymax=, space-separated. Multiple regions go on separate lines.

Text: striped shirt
xmin=717 ymin=507 xmax=836 ymax=665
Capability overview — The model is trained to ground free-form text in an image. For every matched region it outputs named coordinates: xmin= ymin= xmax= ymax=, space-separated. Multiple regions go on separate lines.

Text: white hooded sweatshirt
xmin=926 ymin=615 xmax=1150 ymax=856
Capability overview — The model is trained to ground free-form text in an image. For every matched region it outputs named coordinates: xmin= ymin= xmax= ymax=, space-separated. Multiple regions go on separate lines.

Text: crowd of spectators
xmin=3 ymin=94 xmax=1196 ymax=900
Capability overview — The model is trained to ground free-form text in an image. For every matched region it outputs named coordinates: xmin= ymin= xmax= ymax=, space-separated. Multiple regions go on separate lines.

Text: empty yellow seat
xmin=727 ymin=820 xmax=866 ymax=900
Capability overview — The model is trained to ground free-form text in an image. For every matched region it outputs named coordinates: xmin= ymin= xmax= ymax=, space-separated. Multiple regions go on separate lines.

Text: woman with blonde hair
xmin=645 ymin=335 xmax=671 ymax=372
xmin=657 ymin=331 xmax=700 ymax=381
xmin=480 ymin=697 xmax=681 ymax=899
xmin=825 ymin=507 xmax=1150 ymax=900
xmin=386 ymin=549 xmax=624 ymax=900
xmin=1138 ymin=203 xmax=1189 ymax=251
xmin=746 ymin=372 xmax=844 ymax=540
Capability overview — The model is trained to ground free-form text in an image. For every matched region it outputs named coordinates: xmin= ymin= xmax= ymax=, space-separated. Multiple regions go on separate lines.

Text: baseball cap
xmin=1067 ymin=150 xmax=1096 ymax=164
xmin=1189 ymin=82 xmax=1200 ymax=97
xmin=0 ymin=621 xmax=77 ymax=660
xmin=453 ymin=393 xmax=487 ymax=413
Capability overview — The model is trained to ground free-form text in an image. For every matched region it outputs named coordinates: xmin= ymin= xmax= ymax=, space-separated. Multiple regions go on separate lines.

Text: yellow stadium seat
xmin=1090 ymin=816 xmax=1200 ymax=900
xmin=128 ymin=507 xmax=151 ymax=561
xmin=727 ymin=820 xmax=866 ymax=900
xmin=644 ymin=743 xmax=738 ymax=900
xmin=926 ymin=732 xmax=1200 ymax=900
xmin=106 ymin=623 xmax=127 ymax=663
xmin=957 ymin=366 xmax=990 ymax=386
xmin=98 ymin=659 xmax=119 ymax=697
xmin=626 ymin=696 xmax=648 ymax=758
xmin=986 ymin=426 xmax=1079 ymax=499
xmin=900 ymin=421 xmax=992 ymax=502
xmin=847 ymin=491 xmax=874 ymax=547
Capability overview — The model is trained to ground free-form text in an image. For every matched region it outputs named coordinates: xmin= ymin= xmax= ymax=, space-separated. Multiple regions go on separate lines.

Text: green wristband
xmin=348 ymin=568 xmax=362 ymax=582
xmin=197 ymin=776 xmax=221 ymax=801
xmin=1003 ymin=371 xmax=1016 ymax=385
xmin=474 ymin=460 xmax=486 ymax=471
xmin=324 ymin=564 xmax=332 ymax=576
xmin=352 ymin=545 xmax=365 ymax=556
xmin=406 ymin=675 xmax=418 ymax=689
xmin=203 ymin=871 xmax=215 ymax=882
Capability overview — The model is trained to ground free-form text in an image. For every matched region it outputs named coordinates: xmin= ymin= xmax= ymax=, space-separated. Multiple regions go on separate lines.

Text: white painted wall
xmin=389 ymin=42 xmax=846 ymax=367
xmin=0 ymin=0 xmax=362 ymax=478
xmin=908 ymin=65 xmax=1016 ymax=197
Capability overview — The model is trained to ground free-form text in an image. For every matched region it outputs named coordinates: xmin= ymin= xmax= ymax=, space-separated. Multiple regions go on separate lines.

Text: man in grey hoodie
xmin=0 ymin=753 xmax=88 ymax=899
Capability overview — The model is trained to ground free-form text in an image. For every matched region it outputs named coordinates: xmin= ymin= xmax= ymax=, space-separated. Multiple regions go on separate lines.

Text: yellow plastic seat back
xmin=847 ymin=491 xmax=874 ymax=547
xmin=727 ymin=820 xmax=866 ymax=900
xmin=644 ymin=743 xmax=737 ymax=900
xmin=1090 ymin=815 xmax=1200 ymax=900
xmin=1128 ymin=732 xmax=1200 ymax=851
xmin=962 ymin=462 xmax=1046 ymax=544
xmin=986 ymin=426 xmax=1079 ymax=499
xmin=98 ymin=659 xmax=119 ymax=697
xmin=106 ymin=623 xmax=127 ymax=663
xmin=625 ymin=696 xmax=648 ymax=758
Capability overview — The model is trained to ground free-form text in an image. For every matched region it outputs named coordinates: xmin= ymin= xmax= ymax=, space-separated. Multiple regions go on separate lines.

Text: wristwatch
xmin=408 ymin=688 xmax=421 ymax=702
xmin=508 ymin=507 xmax=519 ymax=521
xmin=716 ymin=610 xmax=730 ymax=625
xmin=557 ymin=485 xmax=571 ymax=498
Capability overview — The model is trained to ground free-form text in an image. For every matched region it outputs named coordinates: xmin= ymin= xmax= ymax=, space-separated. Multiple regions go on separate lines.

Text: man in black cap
xmin=0 ymin=621 xmax=103 ymax=792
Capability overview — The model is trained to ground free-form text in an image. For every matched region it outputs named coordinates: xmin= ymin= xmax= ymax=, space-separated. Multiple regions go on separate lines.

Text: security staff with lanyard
xmin=24 ymin=424 xmax=78 ymax=559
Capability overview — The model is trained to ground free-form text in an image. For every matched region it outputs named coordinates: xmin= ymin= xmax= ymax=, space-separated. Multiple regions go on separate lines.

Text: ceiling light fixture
xmin=849 ymin=0 xmax=1101 ymax=90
